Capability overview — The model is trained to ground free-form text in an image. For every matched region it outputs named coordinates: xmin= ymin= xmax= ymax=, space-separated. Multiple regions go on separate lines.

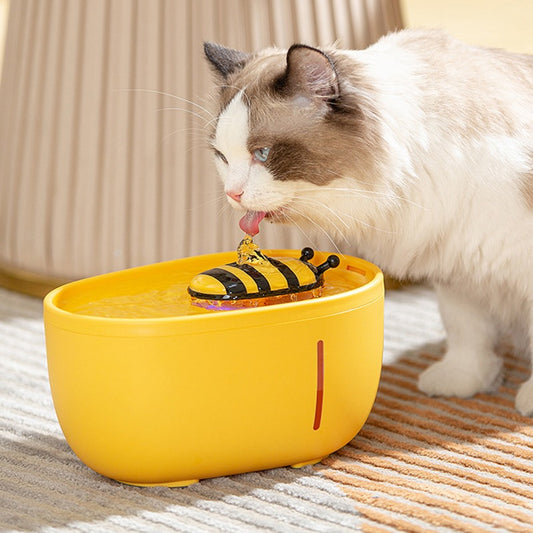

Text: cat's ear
xmin=204 ymin=42 xmax=251 ymax=80
xmin=280 ymin=44 xmax=340 ymax=103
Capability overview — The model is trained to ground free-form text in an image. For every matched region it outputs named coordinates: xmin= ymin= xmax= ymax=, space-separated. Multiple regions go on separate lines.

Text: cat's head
xmin=204 ymin=42 xmax=383 ymax=236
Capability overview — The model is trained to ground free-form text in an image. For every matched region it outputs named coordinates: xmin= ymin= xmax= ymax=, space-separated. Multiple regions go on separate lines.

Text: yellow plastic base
xmin=291 ymin=457 xmax=326 ymax=468
xmin=44 ymin=250 xmax=384 ymax=487
xmin=118 ymin=478 xmax=199 ymax=488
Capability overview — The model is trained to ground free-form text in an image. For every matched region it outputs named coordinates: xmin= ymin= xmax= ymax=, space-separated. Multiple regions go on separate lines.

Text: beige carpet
xmin=1 ymin=285 xmax=532 ymax=532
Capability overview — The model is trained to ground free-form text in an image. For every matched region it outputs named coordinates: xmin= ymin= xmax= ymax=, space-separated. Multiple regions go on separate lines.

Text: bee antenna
xmin=299 ymin=247 xmax=315 ymax=261
xmin=317 ymin=254 xmax=340 ymax=274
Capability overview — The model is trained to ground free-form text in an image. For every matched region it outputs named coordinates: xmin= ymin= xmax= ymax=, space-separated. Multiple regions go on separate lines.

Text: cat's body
xmin=204 ymin=29 xmax=533 ymax=415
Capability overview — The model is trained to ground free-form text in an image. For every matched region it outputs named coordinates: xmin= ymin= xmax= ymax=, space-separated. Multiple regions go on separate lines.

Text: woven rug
xmin=1 ymin=285 xmax=532 ymax=532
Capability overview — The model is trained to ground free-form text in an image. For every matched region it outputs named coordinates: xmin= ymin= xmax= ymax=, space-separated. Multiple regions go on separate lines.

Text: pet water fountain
xmin=44 ymin=235 xmax=384 ymax=487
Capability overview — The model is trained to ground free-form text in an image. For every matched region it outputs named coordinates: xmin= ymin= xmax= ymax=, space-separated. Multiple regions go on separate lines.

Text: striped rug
xmin=319 ymin=351 xmax=533 ymax=532
xmin=1 ymin=285 xmax=532 ymax=532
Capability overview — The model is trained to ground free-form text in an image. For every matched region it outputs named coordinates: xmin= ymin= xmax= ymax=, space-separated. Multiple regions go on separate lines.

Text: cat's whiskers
xmin=194 ymin=195 xmax=225 ymax=210
xmin=156 ymin=107 xmax=214 ymax=126
xmin=320 ymin=168 xmax=392 ymax=194
xmin=296 ymin=197 xmax=351 ymax=233
xmin=297 ymin=183 xmax=426 ymax=210
xmin=284 ymin=205 xmax=344 ymax=254
xmin=296 ymin=214 xmax=344 ymax=254
xmin=279 ymin=212 xmax=323 ymax=251
xmin=293 ymin=199 xmax=355 ymax=244
xmin=205 ymin=115 xmax=223 ymax=131
xmin=216 ymin=201 xmax=232 ymax=219
xmin=296 ymin=198 xmax=350 ymax=244
xmin=317 ymin=167 xmax=411 ymax=200
xmin=198 ymin=191 xmax=232 ymax=219
xmin=160 ymin=127 xmax=212 ymax=145
xmin=293 ymin=196 xmax=396 ymax=236
xmin=184 ymin=141 xmax=215 ymax=155
xmin=120 ymin=88 xmax=215 ymax=120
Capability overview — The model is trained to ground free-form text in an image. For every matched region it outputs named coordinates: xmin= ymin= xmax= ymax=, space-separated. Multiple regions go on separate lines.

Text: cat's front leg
xmin=515 ymin=378 xmax=533 ymax=416
xmin=418 ymin=284 xmax=503 ymax=398
xmin=515 ymin=310 xmax=533 ymax=416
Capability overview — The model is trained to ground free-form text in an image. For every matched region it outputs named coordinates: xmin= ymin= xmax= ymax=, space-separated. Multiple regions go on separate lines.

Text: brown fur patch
xmin=218 ymin=51 xmax=286 ymax=111
xmin=215 ymin=47 xmax=384 ymax=188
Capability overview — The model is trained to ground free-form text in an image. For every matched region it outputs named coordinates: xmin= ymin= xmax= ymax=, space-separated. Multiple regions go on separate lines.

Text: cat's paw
xmin=418 ymin=352 xmax=502 ymax=398
xmin=515 ymin=379 xmax=533 ymax=417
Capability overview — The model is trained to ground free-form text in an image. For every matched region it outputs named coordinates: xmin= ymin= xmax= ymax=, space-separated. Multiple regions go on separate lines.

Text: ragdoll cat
xmin=203 ymin=29 xmax=533 ymax=416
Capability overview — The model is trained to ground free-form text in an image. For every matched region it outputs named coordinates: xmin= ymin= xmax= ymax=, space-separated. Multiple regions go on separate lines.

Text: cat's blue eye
xmin=253 ymin=147 xmax=270 ymax=163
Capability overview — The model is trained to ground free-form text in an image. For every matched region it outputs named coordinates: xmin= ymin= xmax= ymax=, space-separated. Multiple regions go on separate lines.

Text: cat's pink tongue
xmin=239 ymin=211 xmax=266 ymax=236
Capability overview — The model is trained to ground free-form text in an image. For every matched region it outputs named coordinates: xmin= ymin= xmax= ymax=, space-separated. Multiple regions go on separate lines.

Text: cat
xmin=203 ymin=29 xmax=533 ymax=416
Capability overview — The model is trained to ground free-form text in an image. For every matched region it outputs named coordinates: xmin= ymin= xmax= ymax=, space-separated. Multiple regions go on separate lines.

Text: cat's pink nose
xmin=226 ymin=190 xmax=243 ymax=202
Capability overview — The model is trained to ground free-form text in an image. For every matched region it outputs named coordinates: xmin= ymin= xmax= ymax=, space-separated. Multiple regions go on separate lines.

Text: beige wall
xmin=1 ymin=1 xmax=531 ymax=78
xmin=401 ymin=0 xmax=533 ymax=54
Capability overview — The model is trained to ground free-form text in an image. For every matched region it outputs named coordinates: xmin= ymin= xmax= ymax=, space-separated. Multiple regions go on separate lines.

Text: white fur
xmin=356 ymin=38 xmax=533 ymax=414
xmin=214 ymin=91 xmax=299 ymax=211
xmin=214 ymin=31 xmax=533 ymax=415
